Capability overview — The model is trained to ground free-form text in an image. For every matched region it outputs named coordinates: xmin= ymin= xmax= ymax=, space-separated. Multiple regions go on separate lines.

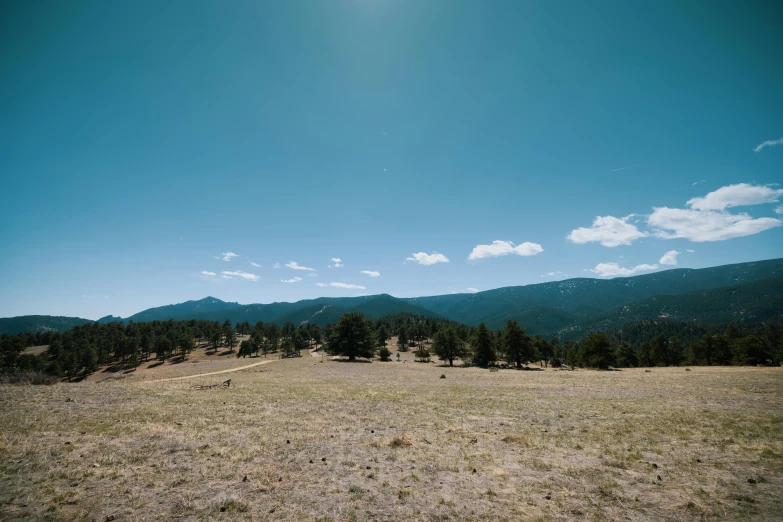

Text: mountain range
xmin=2 ymin=258 xmax=782 ymax=336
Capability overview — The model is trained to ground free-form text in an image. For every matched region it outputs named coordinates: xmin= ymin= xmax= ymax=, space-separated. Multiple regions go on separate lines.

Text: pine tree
xmin=502 ymin=320 xmax=532 ymax=368
xmin=432 ymin=326 xmax=466 ymax=367
xmin=472 ymin=323 xmax=496 ymax=367
xmin=327 ymin=313 xmax=377 ymax=361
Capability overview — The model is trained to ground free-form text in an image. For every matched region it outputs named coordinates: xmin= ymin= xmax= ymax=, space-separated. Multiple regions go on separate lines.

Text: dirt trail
xmin=140 ymin=359 xmax=277 ymax=383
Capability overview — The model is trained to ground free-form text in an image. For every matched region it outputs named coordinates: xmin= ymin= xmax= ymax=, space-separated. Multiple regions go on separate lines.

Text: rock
xmin=106 ymin=515 xmax=116 ymax=521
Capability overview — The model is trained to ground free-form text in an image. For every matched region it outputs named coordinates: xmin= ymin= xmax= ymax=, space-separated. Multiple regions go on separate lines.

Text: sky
xmin=1 ymin=0 xmax=782 ymax=320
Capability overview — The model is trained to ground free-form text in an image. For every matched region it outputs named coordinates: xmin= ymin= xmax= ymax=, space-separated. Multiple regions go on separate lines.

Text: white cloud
xmin=201 ymin=271 xmax=216 ymax=276
xmin=273 ymin=263 xmax=281 ymax=269
xmin=285 ymin=261 xmax=316 ymax=272
xmin=693 ymin=180 xmax=706 ymax=186
xmin=753 ymin=137 xmax=783 ymax=153
xmin=281 ymin=277 xmax=302 ymax=283
xmin=567 ymin=215 xmax=647 ymax=247
xmin=648 ymin=207 xmax=781 ymax=242
xmin=215 ymin=252 xmax=238 ymax=262
xmin=540 ymin=271 xmax=568 ymax=278
xmin=687 ymin=183 xmax=783 ymax=211
xmin=659 ymin=250 xmax=679 ymax=265
xmin=308 ymin=273 xmax=317 ymax=277
xmin=221 ymin=275 xmax=233 ymax=279
xmin=466 ymin=287 xmax=479 ymax=293
xmin=250 ymin=262 xmax=262 ymax=268
xmin=687 ymin=249 xmax=695 ymax=253
xmin=468 ymin=240 xmax=544 ymax=260
xmin=776 ymin=205 xmax=783 ymax=215
xmin=329 ymin=282 xmax=366 ymax=290
xmin=221 ymin=270 xmax=259 ymax=282
xmin=316 ymin=283 xmax=328 ymax=287
xmin=406 ymin=252 xmax=450 ymax=265
xmin=330 ymin=257 xmax=344 ymax=268
xmin=589 ymin=262 xmax=659 ymax=278
xmin=360 ymin=270 xmax=380 ymax=277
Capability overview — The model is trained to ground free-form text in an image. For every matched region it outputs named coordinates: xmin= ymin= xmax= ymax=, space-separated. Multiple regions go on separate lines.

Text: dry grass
xmin=1 ymin=353 xmax=782 ymax=521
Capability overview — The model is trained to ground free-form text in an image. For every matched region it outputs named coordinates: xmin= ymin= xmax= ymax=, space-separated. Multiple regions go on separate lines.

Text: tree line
xmin=1 ymin=313 xmax=781 ymax=379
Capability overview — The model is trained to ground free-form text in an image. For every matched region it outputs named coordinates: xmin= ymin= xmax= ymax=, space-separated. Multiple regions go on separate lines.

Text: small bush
xmin=378 ymin=347 xmax=392 ymax=362
xmin=440 ymin=374 xmax=446 ymax=379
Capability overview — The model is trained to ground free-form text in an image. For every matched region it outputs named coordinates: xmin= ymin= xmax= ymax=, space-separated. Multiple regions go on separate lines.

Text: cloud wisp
xmin=330 ymin=257 xmax=344 ymax=268
xmin=201 ymin=271 xmax=216 ymax=276
xmin=406 ymin=252 xmax=450 ymax=265
xmin=468 ymin=240 xmax=543 ymax=260
xmin=540 ymin=271 xmax=568 ymax=278
xmin=250 ymin=262 xmax=262 ymax=268
xmin=281 ymin=277 xmax=302 ymax=283
xmin=285 ymin=261 xmax=316 ymax=272
xmin=753 ymin=137 xmax=783 ymax=153
xmin=222 ymin=270 xmax=259 ymax=282
xmin=360 ymin=270 xmax=380 ymax=277
xmin=567 ymin=215 xmax=647 ymax=247
xmin=466 ymin=287 xmax=479 ymax=293
xmin=215 ymin=252 xmax=239 ymax=262
xmin=317 ymin=282 xmax=366 ymax=290
xmin=589 ymin=262 xmax=659 ymax=278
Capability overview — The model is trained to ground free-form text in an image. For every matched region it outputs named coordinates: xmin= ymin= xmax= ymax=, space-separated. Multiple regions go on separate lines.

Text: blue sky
xmin=1 ymin=0 xmax=782 ymax=320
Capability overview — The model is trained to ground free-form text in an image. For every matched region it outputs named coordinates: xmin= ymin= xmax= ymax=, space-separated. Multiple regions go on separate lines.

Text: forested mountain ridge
xmin=2 ymin=259 xmax=782 ymax=335
xmin=403 ymin=258 xmax=783 ymax=329
xmin=0 ymin=316 xmax=93 ymax=335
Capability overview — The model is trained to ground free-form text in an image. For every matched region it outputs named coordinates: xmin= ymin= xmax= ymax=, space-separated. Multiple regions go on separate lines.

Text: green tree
xmin=378 ymin=346 xmax=392 ymax=361
xmin=432 ymin=326 xmax=466 ymax=367
xmin=614 ymin=341 xmax=637 ymax=367
xmin=502 ymin=320 xmax=533 ymax=368
xmin=472 ymin=323 xmax=496 ymax=367
xmin=238 ymin=339 xmax=252 ymax=358
xmin=327 ymin=313 xmax=377 ymax=361
xmin=224 ymin=329 xmax=238 ymax=353
xmin=579 ymin=332 xmax=614 ymax=369
xmin=397 ymin=325 xmax=409 ymax=352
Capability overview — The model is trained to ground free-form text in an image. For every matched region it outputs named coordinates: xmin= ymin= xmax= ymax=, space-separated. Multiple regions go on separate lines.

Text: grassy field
xmin=1 ymin=346 xmax=782 ymax=521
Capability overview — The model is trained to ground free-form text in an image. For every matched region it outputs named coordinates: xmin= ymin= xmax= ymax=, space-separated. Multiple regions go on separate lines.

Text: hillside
xmin=2 ymin=258 xmax=783 ymax=335
xmin=0 ymin=315 xmax=93 ymax=335
xmin=561 ymin=275 xmax=783 ymax=337
xmin=404 ymin=258 xmax=783 ymax=331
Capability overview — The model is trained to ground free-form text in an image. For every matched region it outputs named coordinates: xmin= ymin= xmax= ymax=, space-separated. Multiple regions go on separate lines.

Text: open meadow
xmin=1 ymin=348 xmax=782 ymax=521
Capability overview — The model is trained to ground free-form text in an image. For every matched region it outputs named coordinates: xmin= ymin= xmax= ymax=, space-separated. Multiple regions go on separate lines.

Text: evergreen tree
xmin=614 ymin=341 xmax=637 ymax=367
xmin=397 ymin=325 xmax=409 ymax=352
xmin=432 ymin=326 xmax=466 ymax=367
xmin=472 ymin=323 xmax=496 ymax=367
xmin=327 ymin=313 xmax=377 ymax=361
xmin=502 ymin=320 xmax=532 ymax=368
xmin=579 ymin=332 xmax=614 ymax=369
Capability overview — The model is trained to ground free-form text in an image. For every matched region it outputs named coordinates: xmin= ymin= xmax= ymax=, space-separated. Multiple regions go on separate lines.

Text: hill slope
xmin=404 ymin=258 xmax=783 ymax=331
xmin=0 ymin=315 xmax=93 ymax=335
xmin=2 ymin=258 xmax=782 ymax=335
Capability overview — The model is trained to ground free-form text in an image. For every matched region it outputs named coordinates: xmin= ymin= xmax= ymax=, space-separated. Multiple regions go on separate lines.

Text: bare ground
xmin=1 ymin=353 xmax=781 ymax=521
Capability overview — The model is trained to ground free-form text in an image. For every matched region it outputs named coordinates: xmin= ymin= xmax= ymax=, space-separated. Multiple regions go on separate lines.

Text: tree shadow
xmin=146 ymin=361 xmax=164 ymax=369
